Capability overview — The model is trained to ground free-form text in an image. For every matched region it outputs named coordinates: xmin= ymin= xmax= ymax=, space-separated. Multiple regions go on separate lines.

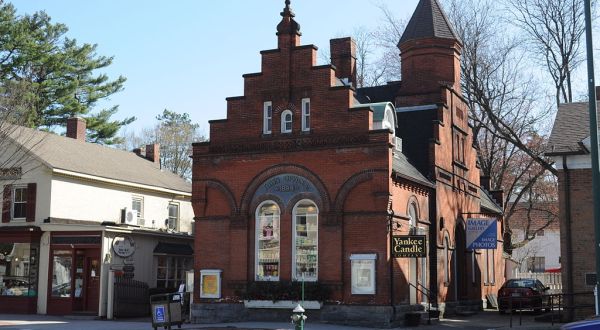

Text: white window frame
xmin=292 ymin=200 xmax=318 ymax=282
xmin=281 ymin=110 xmax=293 ymax=133
xmin=301 ymin=98 xmax=310 ymax=132
xmin=255 ymin=201 xmax=281 ymax=281
xmin=350 ymin=254 xmax=376 ymax=294
xmin=11 ymin=185 xmax=27 ymax=221
xmin=263 ymin=102 xmax=272 ymax=135
xmin=168 ymin=202 xmax=179 ymax=231
xmin=132 ymin=196 xmax=144 ymax=221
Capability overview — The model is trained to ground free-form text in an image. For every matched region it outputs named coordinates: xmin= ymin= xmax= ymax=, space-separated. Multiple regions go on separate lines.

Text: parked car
xmin=561 ymin=318 xmax=600 ymax=329
xmin=498 ymin=278 xmax=550 ymax=314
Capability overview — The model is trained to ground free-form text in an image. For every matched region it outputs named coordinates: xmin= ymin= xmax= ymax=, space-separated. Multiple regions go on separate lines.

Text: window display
xmin=0 ymin=243 xmax=38 ymax=297
xmin=155 ymin=256 xmax=192 ymax=289
xmin=51 ymin=250 xmax=72 ymax=297
xmin=256 ymin=202 xmax=280 ymax=281
xmin=293 ymin=201 xmax=318 ymax=281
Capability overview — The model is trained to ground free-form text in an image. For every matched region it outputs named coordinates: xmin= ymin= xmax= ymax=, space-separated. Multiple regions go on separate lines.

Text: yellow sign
xmin=202 ymin=274 xmax=218 ymax=295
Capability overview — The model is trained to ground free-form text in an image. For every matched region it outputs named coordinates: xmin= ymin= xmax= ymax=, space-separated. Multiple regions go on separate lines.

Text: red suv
xmin=498 ymin=278 xmax=550 ymax=314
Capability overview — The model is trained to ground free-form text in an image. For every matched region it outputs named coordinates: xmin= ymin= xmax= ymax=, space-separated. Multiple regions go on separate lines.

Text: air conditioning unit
xmin=121 ymin=208 xmax=138 ymax=225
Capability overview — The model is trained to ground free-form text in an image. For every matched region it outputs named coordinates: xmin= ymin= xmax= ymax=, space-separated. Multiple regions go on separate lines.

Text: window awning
xmin=153 ymin=242 xmax=193 ymax=256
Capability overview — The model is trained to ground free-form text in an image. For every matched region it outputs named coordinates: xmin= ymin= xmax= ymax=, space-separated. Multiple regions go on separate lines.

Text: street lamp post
xmin=584 ymin=0 xmax=600 ymax=316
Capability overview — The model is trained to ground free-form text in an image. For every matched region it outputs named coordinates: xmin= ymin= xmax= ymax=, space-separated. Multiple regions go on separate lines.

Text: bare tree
xmin=118 ymin=109 xmax=204 ymax=180
xmin=506 ymin=0 xmax=587 ymax=107
xmin=447 ymin=0 xmax=558 ymax=252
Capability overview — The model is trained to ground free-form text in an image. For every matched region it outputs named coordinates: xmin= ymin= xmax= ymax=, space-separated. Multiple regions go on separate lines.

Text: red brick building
xmin=546 ymin=92 xmax=600 ymax=320
xmin=191 ymin=0 xmax=504 ymax=326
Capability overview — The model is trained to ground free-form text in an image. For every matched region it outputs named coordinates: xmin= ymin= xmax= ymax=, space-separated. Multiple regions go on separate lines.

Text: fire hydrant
xmin=291 ymin=303 xmax=307 ymax=330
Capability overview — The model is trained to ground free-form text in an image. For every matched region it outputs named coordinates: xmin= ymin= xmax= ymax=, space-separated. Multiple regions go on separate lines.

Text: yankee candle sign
xmin=392 ymin=235 xmax=426 ymax=258
xmin=466 ymin=218 xmax=497 ymax=250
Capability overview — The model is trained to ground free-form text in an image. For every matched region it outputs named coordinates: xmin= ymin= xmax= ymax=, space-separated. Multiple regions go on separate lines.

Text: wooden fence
xmin=514 ymin=271 xmax=562 ymax=293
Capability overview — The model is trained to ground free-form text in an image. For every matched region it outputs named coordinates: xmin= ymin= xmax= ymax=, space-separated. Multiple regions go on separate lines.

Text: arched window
xmin=444 ymin=234 xmax=450 ymax=285
xmin=408 ymin=202 xmax=418 ymax=228
xmin=255 ymin=201 xmax=280 ymax=281
xmin=281 ymin=110 xmax=293 ymax=133
xmin=292 ymin=200 xmax=318 ymax=281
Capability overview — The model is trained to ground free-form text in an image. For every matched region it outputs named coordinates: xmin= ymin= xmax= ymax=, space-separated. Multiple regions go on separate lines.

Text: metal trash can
xmin=150 ymin=292 xmax=183 ymax=330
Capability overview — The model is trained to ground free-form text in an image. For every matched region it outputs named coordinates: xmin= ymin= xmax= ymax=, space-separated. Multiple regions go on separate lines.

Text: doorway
xmin=48 ymin=247 xmax=100 ymax=315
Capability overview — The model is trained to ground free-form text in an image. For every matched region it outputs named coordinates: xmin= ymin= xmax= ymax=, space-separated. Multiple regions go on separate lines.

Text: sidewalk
xmin=0 ymin=310 xmax=565 ymax=330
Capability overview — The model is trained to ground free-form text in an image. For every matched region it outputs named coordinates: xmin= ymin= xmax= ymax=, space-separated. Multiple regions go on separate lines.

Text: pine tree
xmin=0 ymin=2 xmax=134 ymax=144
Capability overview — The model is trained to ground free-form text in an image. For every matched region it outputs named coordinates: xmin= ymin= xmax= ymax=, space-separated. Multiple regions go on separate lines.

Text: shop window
xmin=51 ymin=250 xmax=72 ymax=297
xmin=0 ymin=243 xmax=39 ymax=297
xmin=301 ymin=98 xmax=310 ymax=132
xmin=350 ymin=254 xmax=376 ymax=294
xmin=263 ymin=102 xmax=272 ymax=135
xmin=132 ymin=196 xmax=143 ymax=223
xmin=12 ymin=186 xmax=27 ymax=220
xmin=255 ymin=201 xmax=280 ymax=281
xmin=281 ymin=110 xmax=293 ymax=133
xmin=155 ymin=256 xmax=192 ymax=289
xmin=168 ymin=203 xmax=179 ymax=231
xmin=293 ymin=200 xmax=318 ymax=281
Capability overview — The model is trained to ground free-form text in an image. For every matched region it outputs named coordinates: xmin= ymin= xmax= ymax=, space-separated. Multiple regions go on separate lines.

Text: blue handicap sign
xmin=155 ymin=305 xmax=165 ymax=322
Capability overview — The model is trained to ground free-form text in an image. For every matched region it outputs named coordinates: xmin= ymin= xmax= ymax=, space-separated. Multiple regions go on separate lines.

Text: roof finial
xmin=281 ymin=0 xmax=294 ymax=18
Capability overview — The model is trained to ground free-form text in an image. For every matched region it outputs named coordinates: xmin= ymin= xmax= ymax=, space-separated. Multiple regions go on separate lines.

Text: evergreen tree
xmin=0 ymin=2 xmax=134 ymax=144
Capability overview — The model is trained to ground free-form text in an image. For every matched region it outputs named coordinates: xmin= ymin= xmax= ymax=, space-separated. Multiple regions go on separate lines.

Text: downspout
xmin=388 ymin=208 xmax=396 ymax=324
xmin=563 ymin=155 xmax=574 ymax=320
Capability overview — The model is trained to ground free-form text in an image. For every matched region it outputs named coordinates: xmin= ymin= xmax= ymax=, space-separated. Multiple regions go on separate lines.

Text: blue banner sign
xmin=466 ymin=218 xmax=497 ymax=249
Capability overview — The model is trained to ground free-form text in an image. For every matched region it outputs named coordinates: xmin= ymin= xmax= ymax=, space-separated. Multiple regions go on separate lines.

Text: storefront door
xmin=84 ymin=250 xmax=100 ymax=312
xmin=47 ymin=232 xmax=102 ymax=315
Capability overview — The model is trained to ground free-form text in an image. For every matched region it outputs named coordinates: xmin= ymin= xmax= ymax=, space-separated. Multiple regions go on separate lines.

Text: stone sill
xmin=243 ymin=300 xmax=322 ymax=309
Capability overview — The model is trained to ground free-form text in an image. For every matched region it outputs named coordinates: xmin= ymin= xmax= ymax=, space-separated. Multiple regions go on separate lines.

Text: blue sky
xmin=9 ymin=0 xmax=419 ymax=137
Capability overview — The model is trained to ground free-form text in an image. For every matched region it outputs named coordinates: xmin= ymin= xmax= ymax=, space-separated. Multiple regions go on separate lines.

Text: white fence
xmin=513 ymin=271 xmax=562 ymax=293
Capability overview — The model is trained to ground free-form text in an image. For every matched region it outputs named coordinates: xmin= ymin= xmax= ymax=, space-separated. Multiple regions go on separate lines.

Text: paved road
xmin=0 ymin=310 xmax=564 ymax=330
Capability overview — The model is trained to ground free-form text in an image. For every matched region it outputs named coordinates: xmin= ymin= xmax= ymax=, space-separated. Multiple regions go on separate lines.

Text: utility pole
xmin=584 ymin=0 xmax=600 ymax=315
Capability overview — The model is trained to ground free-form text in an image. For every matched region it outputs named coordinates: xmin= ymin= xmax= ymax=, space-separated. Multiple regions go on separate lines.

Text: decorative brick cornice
xmin=208 ymin=134 xmax=370 ymax=155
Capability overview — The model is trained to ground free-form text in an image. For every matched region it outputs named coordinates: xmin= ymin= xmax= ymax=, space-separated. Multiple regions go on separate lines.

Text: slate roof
xmin=547 ymin=101 xmax=599 ymax=155
xmin=480 ymin=188 xmax=503 ymax=214
xmin=399 ymin=0 xmax=461 ymax=45
xmin=392 ymin=152 xmax=434 ymax=188
xmin=356 ymin=82 xmax=401 ymax=104
xmin=5 ymin=125 xmax=191 ymax=193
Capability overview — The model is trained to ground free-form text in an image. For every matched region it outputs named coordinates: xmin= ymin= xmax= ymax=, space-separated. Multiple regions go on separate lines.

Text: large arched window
xmin=292 ymin=200 xmax=318 ymax=281
xmin=256 ymin=201 xmax=280 ymax=281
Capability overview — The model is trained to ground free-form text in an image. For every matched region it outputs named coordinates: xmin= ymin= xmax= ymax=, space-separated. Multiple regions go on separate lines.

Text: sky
xmin=9 ymin=0 xmax=420 ymax=138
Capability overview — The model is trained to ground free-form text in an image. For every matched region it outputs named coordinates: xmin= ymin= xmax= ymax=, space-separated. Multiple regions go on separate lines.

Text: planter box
xmin=243 ymin=300 xmax=322 ymax=309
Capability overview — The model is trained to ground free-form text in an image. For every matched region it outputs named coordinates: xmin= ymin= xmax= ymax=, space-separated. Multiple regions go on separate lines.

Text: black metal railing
xmin=502 ymin=291 xmax=594 ymax=328
xmin=408 ymin=282 xmax=435 ymax=325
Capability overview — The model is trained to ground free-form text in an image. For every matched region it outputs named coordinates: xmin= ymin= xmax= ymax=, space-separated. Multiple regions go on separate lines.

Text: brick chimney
xmin=330 ymin=37 xmax=357 ymax=87
xmin=145 ymin=144 xmax=160 ymax=167
xmin=66 ymin=117 xmax=86 ymax=141
xmin=480 ymin=175 xmax=491 ymax=191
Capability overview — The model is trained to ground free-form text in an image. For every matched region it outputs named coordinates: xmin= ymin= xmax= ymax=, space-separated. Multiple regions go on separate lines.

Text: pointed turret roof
xmin=398 ymin=0 xmax=461 ymax=46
